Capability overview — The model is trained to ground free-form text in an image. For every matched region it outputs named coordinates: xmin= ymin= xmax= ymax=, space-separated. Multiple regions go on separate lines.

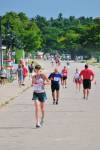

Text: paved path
xmin=0 ymin=60 xmax=100 ymax=150
xmin=0 ymin=78 xmax=31 ymax=107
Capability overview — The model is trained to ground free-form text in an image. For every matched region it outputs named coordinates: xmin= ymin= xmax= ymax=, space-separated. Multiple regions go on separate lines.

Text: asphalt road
xmin=0 ymin=60 xmax=100 ymax=150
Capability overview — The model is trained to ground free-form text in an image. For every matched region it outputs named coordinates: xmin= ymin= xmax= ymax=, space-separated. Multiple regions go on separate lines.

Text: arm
xmin=79 ymin=71 xmax=83 ymax=80
xmin=73 ymin=75 xmax=75 ymax=82
xmin=32 ymin=75 xmax=36 ymax=86
xmin=91 ymin=71 xmax=94 ymax=81
xmin=44 ymin=74 xmax=50 ymax=85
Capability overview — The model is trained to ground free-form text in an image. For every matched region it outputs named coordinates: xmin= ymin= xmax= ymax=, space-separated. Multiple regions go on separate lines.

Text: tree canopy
xmin=1 ymin=12 xmax=100 ymax=57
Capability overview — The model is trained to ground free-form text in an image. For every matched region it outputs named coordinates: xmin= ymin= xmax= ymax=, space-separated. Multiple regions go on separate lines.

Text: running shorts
xmin=83 ymin=79 xmax=91 ymax=89
xmin=32 ymin=92 xmax=47 ymax=102
xmin=62 ymin=76 xmax=67 ymax=80
xmin=51 ymin=84 xmax=60 ymax=92
xmin=75 ymin=79 xmax=82 ymax=84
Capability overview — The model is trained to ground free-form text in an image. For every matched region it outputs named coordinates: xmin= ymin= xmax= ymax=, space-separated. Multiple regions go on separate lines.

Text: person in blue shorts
xmin=48 ymin=68 xmax=62 ymax=105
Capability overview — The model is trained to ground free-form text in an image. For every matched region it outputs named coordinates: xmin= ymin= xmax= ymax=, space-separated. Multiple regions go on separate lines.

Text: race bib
xmin=33 ymin=84 xmax=44 ymax=92
xmin=54 ymin=77 xmax=59 ymax=81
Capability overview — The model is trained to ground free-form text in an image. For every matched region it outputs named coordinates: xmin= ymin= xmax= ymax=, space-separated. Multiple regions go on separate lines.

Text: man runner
xmin=80 ymin=64 xmax=94 ymax=100
xmin=48 ymin=68 xmax=62 ymax=105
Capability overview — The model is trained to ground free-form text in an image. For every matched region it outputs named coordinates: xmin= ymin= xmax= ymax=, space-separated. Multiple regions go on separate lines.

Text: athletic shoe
xmin=36 ymin=124 xmax=41 ymax=128
xmin=56 ymin=101 xmax=58 ymax=105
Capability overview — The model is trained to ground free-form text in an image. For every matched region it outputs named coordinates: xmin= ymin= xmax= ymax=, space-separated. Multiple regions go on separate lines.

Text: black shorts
xmin=0 ymin=77 xmax=7 ymax=79
xmin=62 ymin=76 xmax=67 ymax=80
xmin=83 ymin=79 xmax=91 ymax=89
xmin=51 ymin=84 xmax=60 ymax=92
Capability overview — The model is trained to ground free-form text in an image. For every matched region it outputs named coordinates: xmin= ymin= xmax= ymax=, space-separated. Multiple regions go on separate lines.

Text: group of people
xmin=31 ymin=63 xmax=95 ymax=128
xmin=17 ymin=63 xmax=28 ymax=86
xmin=17 ymin=60 xmax=35 ymax=87
xmin=0 ymin=67 xmax=7 ymax=85
xmin=51 ymin=56 xmax=61 ymax=66
xmin=73 ymin=64 xmax=95 ymax=100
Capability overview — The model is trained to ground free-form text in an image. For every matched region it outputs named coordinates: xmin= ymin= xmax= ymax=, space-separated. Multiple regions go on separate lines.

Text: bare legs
xmin=83 ymin=89 xmax=90 ymax=100
xmin=52 ymin=90 xmax=59 ymax=104
xmin=62 ymin=79 xmax=67 ymax=88
xmin=34 ymin=101 xmax=45 ymax=127
xmin=75 ymin=83 xmax=81 ymax=91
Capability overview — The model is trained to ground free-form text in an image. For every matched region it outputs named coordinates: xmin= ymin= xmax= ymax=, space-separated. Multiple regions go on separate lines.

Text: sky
xmin=0 ymin=0 xmax=100 ymax=19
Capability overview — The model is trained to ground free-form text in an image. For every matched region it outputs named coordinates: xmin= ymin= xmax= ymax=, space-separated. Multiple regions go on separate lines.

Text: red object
xmin=80 ymin=69 xmax=94 ymax=79
xmin=75 ymin=79 xmax=82 ymax=84
xmin=62 ymin=69 xmax=68 ymax=76
xmin=23 ymin=67 xmax=28 ymax=77
xmin=3 ymin=59 xmax=14 ymax=62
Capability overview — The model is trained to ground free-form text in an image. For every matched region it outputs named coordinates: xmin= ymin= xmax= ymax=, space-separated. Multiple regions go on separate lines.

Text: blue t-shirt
xmin=48 ymin=72 xmax=62 ymax=85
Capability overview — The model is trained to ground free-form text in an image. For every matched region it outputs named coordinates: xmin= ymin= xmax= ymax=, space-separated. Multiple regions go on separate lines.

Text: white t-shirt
xmin=74 ymin=72 xmax=80 ymax=79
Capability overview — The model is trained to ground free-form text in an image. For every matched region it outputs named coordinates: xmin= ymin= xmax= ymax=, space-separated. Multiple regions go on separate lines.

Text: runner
xmin=48 ymin=68 xmax=62 ymax=105
xmin=62 ymin=66 xmax=68 ymax=88
xmin=79 ymin=64 xmax=94 ymax=100
xmin=73 ymin=68 xmax=82 ymax=91
xmin=32 ymin=65 xmax=49 ymax=128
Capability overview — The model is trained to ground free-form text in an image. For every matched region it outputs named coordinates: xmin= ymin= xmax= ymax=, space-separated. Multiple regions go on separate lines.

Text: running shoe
xmin=56 ymin=101 xmax=58 ymax=105
xmin=36 ymin=124 xmax=41 ymax=128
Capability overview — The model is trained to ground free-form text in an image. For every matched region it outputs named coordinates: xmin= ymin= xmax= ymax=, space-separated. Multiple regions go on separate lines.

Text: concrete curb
xmin=0 ymin=85 xmax=31 ymax=108
xmin=0 ymin=60 xmax=40 ymax=108
xmin=0 ymin=60 xmax=41 ymax=108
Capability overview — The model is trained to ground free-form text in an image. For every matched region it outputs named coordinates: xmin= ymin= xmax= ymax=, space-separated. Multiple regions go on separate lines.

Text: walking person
xmin=17 ymin=64 xmax=23 ymax=87
xmin=28 ymin=61 xmax=34 ymax=79
xmin=79 ymin=64 xmax=94 ymax=100
xmin=32 ymin=65 xmax=49 ymax=128
xmin=62 ymin=66 xmax=68 ymax=88
xmin=22 ymin=64 xmax=28 ymax=85
xmin=0 ymin=67 xmax=7 ymax=85
xmin=66 ymin=61 xmax=70 ymax=68
xmin=48 ymin=68 xmax=62 ymax=105
xmin=73 ymin=68 xmax=82 ymax=91
xmin=51 ymin=57 xmax=55 ymax=67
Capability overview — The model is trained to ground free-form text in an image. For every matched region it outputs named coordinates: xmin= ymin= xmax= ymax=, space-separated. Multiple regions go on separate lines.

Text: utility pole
xmin=0 ymin=16 xmax=3 ymax=71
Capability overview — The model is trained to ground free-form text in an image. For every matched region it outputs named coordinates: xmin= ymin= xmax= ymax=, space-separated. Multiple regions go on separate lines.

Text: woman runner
xmin=32 ymin=65 xmax=49 ymax=128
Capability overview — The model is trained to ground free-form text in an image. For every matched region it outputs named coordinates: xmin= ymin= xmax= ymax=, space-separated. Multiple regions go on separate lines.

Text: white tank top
xmin=74 ymin=72 xmax=80 ymax=79
xmin=33 ymin=74 xmax=45 ymax=93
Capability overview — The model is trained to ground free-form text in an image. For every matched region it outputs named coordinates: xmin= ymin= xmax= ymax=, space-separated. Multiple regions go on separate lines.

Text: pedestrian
xmin=22 ymin=64 xmax=28 ymax=85
xmin=62 ymin=66 xmax=68 ymax=88
xmin=0 ymin=67 xmax=7 ymax=85
xmin=73 ymin=68 xmax=82 ymax=91
xmin=48 ymin=68 xmax=62 ymax=105
xmin=17 ymin=64 xmax=23 ymax=87
xmin=66 ymin=61 xmax=70 ymax=68
xmin=79 ymin=64 xmax=94 ymax=100
xmin=28 ymin=61 xmax=34 ymax=79
xmin=51 ymin=57 xmax=54 ymax=66
xmin=32 ymin=65 xmax=49 ymax=128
